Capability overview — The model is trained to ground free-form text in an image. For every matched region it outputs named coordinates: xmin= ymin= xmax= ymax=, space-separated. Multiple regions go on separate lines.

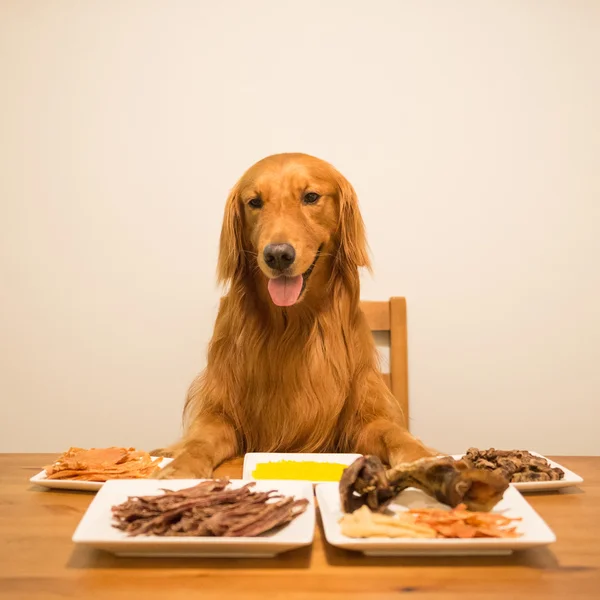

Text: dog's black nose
xmin=263 ymin=243 xmax=296 ymax=271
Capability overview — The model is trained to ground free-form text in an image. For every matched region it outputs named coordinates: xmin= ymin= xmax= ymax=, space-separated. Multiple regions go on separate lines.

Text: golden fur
xmin=157 ymin=153 xmax=436 ymax=478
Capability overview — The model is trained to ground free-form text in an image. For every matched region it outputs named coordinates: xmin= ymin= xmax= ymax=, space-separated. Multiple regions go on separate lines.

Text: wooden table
xmin=1 ymin=455 xmax=599 ymax=599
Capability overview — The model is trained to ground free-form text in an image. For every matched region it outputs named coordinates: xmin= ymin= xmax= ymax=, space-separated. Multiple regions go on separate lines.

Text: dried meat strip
xmin=111 ymin=480 xmax=308 ymax=538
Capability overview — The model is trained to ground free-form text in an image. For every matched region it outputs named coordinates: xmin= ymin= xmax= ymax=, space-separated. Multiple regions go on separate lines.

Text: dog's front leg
xmin=354 ymin=418 xmax=440 ymax=466
xmin=157 ymin=415 xmax=238 ymax=479
xmin=347 ymin=371 xmax=441 ymax=466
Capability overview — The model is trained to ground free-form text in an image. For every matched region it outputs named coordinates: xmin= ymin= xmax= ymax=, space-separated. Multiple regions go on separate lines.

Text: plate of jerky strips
xmin=72 ymin=478 xmax=314 ymax=557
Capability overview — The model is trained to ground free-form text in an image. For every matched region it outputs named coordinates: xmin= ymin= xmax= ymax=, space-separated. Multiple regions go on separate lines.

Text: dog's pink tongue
xmin=267 ymin=275 xmax=303 ymax=307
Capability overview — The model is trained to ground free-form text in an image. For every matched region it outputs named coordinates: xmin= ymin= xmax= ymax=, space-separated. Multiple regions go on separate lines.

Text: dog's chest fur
xmin=229 ymin=313 xmax=353 ymax=453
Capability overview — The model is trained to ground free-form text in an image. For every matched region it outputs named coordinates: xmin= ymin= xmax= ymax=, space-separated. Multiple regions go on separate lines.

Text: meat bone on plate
xmin=339 ymin=455 xmax=510 ymax=513
xmin=316 ymin=454 xmax=556 ymax=556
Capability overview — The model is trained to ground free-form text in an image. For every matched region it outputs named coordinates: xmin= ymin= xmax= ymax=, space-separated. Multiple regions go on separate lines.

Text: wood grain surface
xmin=1 ymin=454 xmax=599 ymax=599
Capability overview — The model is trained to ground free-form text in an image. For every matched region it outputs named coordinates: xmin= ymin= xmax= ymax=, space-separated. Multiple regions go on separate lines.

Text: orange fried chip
xmin=44 ymin=447 xmax=162 ymax=481
xmin=408 ymin=504 xmax=521 ymax=539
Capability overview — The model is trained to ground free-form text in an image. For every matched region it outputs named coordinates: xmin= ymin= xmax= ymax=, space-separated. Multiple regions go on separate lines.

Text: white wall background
xmin=1 ymin=1 xmax=599 ymax=455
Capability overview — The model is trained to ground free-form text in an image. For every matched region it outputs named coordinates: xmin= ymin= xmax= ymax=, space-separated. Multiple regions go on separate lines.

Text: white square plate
xmin=72 ymin=479 xmax=315 ymax=557
xmin=316 ymin=483 xmax=556 ymax=556
xmin=453 ymin=452 xmax=583 ymax=492
xmin=29 ymin=457 xmax=173 ymax=492
xmin=243 ymin=452 xmax=362 ymax=484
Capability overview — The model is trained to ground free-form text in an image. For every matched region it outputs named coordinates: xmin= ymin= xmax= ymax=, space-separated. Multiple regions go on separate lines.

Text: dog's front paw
xmin=150 ymin=447 xmax=175 ymax=458
xmin=155 ymin=456 xmax=213 ymax=480
xmin=390 ymin=440 xmax=441 ymax=465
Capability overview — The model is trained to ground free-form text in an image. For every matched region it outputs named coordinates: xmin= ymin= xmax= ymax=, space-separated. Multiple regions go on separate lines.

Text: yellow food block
xmin=252 ymin=460 xmax=347 ymax=481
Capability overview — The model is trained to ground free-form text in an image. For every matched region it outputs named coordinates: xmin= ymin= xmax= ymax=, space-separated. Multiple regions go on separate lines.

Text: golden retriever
xmin=156 ymin=153 xmax=436 ymax=478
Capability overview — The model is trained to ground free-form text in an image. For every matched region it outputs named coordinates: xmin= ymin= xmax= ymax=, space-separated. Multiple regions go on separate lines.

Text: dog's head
xmin=217 ymin=153 xmax=370 ymax=306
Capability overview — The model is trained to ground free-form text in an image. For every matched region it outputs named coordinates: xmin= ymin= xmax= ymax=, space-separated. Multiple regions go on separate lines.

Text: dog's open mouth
xmin=267 ymin=245 xmax=323 ymax=307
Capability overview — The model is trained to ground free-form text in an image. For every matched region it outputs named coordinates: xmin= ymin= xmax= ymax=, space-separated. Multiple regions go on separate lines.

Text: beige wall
xmin=1 ymin=1 xmax=599 ymax=454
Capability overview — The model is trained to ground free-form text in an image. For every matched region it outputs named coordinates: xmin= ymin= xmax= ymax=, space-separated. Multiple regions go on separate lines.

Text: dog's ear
xmin=335 ymin=174 xmax=371 ymax=276
xmin=217 ymin=182 xmax=246 ymax=284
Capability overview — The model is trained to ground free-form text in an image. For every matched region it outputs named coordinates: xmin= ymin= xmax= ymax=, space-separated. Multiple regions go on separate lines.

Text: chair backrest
xmin=360 ymin=297 xmax=409 ymax=429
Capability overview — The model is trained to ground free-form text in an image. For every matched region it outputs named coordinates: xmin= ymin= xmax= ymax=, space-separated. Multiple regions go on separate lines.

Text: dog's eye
xmin=248 ymin=197 xmax=263 ymax=209
xmin=303 ymin=192 xmax=321 ymax=205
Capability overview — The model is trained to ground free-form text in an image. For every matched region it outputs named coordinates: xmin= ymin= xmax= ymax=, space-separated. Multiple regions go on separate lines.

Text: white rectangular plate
xmin=243 ymin=452 xmax=362 ymax=484
xmin=453 ymin=452 xmax=583 ymax=492
xmin=30 ymin=457 xmax=173 ymax=492
xmin=316 ymin=483 xmax=555 ymax=556
xmin=72 ymin=479 xmax=315 ymax=557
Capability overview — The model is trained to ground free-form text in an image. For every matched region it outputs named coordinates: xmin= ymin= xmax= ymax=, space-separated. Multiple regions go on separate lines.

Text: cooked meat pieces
xmin=462 ymin=448 xmax=564 ymax=482
xmin=44 ymin=447 xmax=162 ymax=481
xmin=111 ymin=479 xmax=309 ymax=538
xmin=339 ymin=455 xmax=509 ymax=514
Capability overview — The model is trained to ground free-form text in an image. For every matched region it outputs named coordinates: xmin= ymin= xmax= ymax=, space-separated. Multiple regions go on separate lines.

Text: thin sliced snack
xmin=409 ymin=504 xmax=522 ymax=539
xmin=44 ymin=447 xmax=163 ymax=481
xmin=339 ymin=503 xmax=522 ymax=539
xmin=111 ymin=479 xmax=309 ymax=538
xmin=339 ymin=505 xmax=437 ymax=539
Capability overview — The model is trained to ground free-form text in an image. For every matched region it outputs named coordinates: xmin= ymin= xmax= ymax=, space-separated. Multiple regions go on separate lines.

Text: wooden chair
xmin=360 ymin=297 xmax=410 ymax=429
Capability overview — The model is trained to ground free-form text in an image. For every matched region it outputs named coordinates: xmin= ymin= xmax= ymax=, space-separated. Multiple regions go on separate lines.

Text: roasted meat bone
xmin=339 ymin=455 xmax=510 ymax=513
